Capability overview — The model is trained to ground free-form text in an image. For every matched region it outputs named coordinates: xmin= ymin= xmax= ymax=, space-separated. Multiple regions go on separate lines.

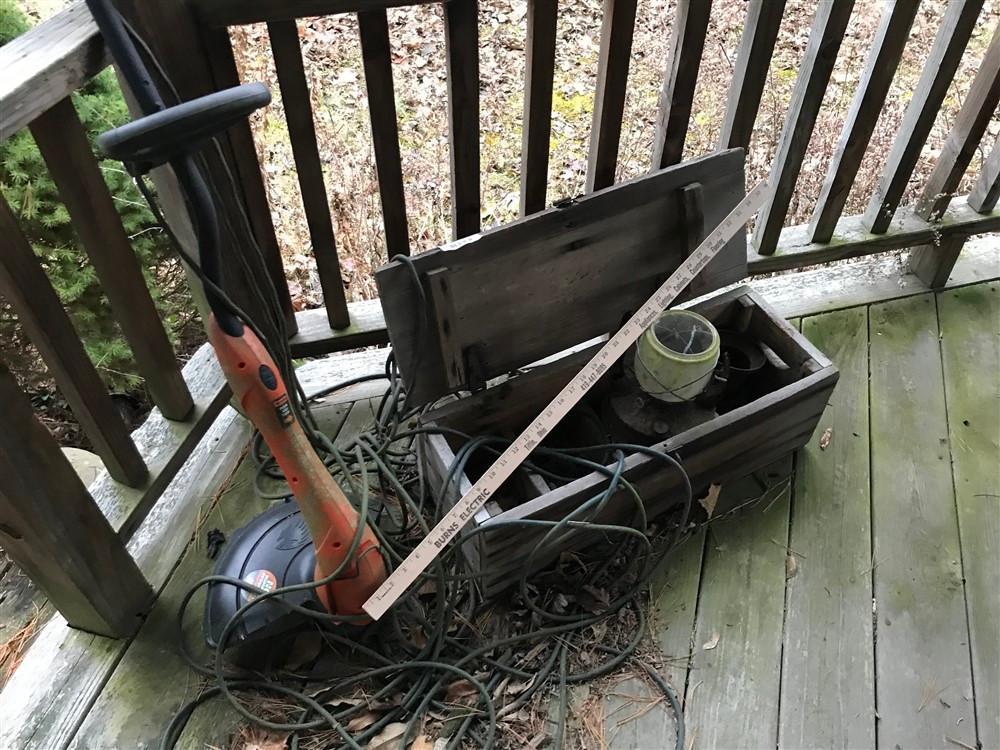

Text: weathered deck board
xmin=69 ymin=401 xmax=354 ymax=748
xmin=868 ymin=294 xmax=976 ymax=748
xmin=682 ymin=458 xmax=793 ymax=749
xmin=600 ymin=528 xmax=704 ymax=746
xmin=0 ymin=565 xmax=51 ymax=684
xmin=5 ymin=285 xmax=999 ymax=748
xmin=333 ymin=398 xmax=380 ymax=451
xmin=937 ymin=282 xmax=1000 ymax=749
xmin=67 ymin=457 xmax=268 ymax=749
xmin=650 ymin=528 xmax=705 ymax=692
xmin=0 ymin=405 xmax=249 ymax=750
xmin=0 ymin=351 xmax=389 ymax=750
xmin=780 ymin=307 xmax=874 ymax=747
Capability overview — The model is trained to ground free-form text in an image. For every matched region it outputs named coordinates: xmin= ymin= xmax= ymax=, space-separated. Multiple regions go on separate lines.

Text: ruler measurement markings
xmin=363 ymin=181 xmax=768 ymax=619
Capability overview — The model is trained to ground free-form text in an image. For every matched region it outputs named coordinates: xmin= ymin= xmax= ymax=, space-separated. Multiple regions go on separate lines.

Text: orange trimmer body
xmin=207 ymin=314 xmax=386 ymax=618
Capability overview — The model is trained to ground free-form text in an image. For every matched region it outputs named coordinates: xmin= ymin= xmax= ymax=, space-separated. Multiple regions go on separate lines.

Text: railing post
xmin=752 ymin=1 xmax=854 ymax=255
xmin=650 ymin=0 xmax=712 ymax=169
xmin=908 ymin=27 xmax=1000 ymax=287
xmin=862 ymin=0 xmax=985 ymax=233
xmin=30 ymin=97 xmax=195 ymax=421
xmin=267 ymin=19 xmax=351 ymax=328
xmin=200 ymin=26 xmax=298 ymax=333
xmin=0 ymin=360 xmax=154 ymax=638
xmin=444 ymin=0 xmax=481 ymax=237
xmin=914 ymin=27 xmax=1000 ymax=222
xmin=909 ymin=234 xmax=967 ymax=289
xmin=0 ymin=193 xmax=147 ymax=487
xmin=969 ymin=135 xmax=1000 ymax=213
xmin=586 ymin=0 xmax=637 ymax=192
xmin=358 ymin=9 xmax=410 ymax=256
xmin=113 ymin=0 xmax=300 ymax=335
xmin=809 ymin=0 xmax=919 ymax=243
xmin=520 ymin=0 xmax=558 ymax=216
xmin=718 ymin=0 xmax=786 ymax=152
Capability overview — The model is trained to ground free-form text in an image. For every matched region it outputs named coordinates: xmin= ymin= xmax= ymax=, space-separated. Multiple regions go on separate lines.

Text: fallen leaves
xmin=346 ymin=710 xmax=383 ymax=732
xmin=699 ymin=483 xmax=723 ymax=518
xmin=819 ymin=427 xmax=833 ymax=450
xmin=578 ymin=584 xmax=611 ymax=613
xmin=702 ymin=632 xmax=720 ymax=651
xmin=239 ymin=729 xmax=289 ymax=750
xmin=444 ymin=678 xmax=480 ymax=704
xmin=0 ymin=605 xmax=45 ymax=688
xmin=365 ymin=722 xmax=407 ymax=750
xmin=410 ymin=736 xmax=436 ymax=750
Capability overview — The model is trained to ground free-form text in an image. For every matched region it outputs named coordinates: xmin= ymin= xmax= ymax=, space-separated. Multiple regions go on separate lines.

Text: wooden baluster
xmin=30 ymin=98 xmax=194 ymax=421
xmin=969 ymin=134 xmax=1000 ymax=213
xmin=0 ymin=194 xmax=147 ymax=487
xmin=0 ymin=360 xmax=154 ymax=638
xmin=809 ymin=1 xmax=919 ymax=243
xmin=650 ymin=0 xmax=712 ymax=169
xmin=909 ymin=27 xmax=1000 ymax=287
xmin=752 ymin=1 xmax=854 ymax=255
xmin=115 ymin=0 xmax=292 ymax=334
xmin=586 ymin=0 xmax=637 ymax=192
xmin=717 ymin=0 xmax=786 ymax=151
xmin=909 ymin=234 xmax=967 ymax=288
xmin=862 ymin=0 xmax=985 ymax=233
xmin=915 ymin=27 xmax=1000 ymax=221
xmin=268 ymin=19 xmax=351 ymax=328
xmin=444 ymin=0 xmax=481 ymax=238
xmin=520 ymin=0 xmax=558 ymax=216
xmin=358 ymin=9 xmax=410 ymax=256
xmin=201 ymin=27 xmax=298 ymax=333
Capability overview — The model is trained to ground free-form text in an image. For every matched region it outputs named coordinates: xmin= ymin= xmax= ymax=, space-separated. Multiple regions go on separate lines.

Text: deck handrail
xmin=0 ymin=1 xmax=108 ymax=141
xmin=0 ymin=0 xmax=997 ymax=639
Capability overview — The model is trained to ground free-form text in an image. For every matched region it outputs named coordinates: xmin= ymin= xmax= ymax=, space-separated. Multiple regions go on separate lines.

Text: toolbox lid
xmin=376 ymin=148 xmax=748 ymax=406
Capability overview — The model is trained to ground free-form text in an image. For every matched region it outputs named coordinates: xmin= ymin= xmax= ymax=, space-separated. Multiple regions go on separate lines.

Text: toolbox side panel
xmin=418 ymin=287 xmax=839 ymax=596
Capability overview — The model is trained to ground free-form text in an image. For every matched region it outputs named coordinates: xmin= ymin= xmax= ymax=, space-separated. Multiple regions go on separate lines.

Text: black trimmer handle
xmin=85 ymin=0 xmax=270 ymax=334
xmin=97 ymin=83 xmax=271 ymax=173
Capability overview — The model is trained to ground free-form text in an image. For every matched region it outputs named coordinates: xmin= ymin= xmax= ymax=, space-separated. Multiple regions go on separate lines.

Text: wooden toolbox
xmin=375 ymin=149 xmax=838 ymax=595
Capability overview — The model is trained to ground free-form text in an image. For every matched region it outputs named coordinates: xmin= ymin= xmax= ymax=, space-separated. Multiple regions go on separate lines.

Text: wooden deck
xmin=2 ymin=268 xmax=998 ymax=749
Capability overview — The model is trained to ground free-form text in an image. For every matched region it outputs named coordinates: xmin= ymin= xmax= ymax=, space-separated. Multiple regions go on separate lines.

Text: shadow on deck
xmin=2 ymin=273 xmax=998 ymax=750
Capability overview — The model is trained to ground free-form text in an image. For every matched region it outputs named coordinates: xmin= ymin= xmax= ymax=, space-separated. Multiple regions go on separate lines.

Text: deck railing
xmin=0 ymin=0 xmax=997 ymax=637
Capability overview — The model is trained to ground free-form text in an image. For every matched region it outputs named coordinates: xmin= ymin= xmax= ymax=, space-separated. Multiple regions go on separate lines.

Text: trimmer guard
xmin=204 ymin=502 xmax=319 ymax=660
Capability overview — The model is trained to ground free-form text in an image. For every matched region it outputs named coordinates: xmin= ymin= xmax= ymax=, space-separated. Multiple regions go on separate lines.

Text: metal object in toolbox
xmin=363 ymin=182 xmax=770 ymax=620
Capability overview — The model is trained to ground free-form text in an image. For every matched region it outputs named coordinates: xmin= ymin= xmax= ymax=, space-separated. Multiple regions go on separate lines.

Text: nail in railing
xmin=650 ymin=0 xmax=712 ymax=170
xmin=0 ymin=193 xmax=147 ymax=487
xmin=968 ymin=134 xmax=1000 ymax=213
xmin=358 ymin=9 xmax=410 ymax=256
xmin=0 ymin=359 xmax=154 ymax=638
xmin=444 ymin=0 xmax=481 ymax=239
xmin=268 ymin=19 xmax=351 ymax=329
xmin=201 ymin=26 xmax=298 ymax=332
xmin=752 ymin=0 xmax=854 ymax=255
xmin=30 ymin=97 xmax=194 ymax=422
xmin=717 ymin=0 xmax=786 ymax=152
xmin=520 ymin=0 xmax=558 ymax=216
xmin=809 ymin=0 xmax=918 ymax=243
xmin=914 ymin=27 xmax=1000 ymax=222
xmin=862 ymin=0 xmax=984 ymax=234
